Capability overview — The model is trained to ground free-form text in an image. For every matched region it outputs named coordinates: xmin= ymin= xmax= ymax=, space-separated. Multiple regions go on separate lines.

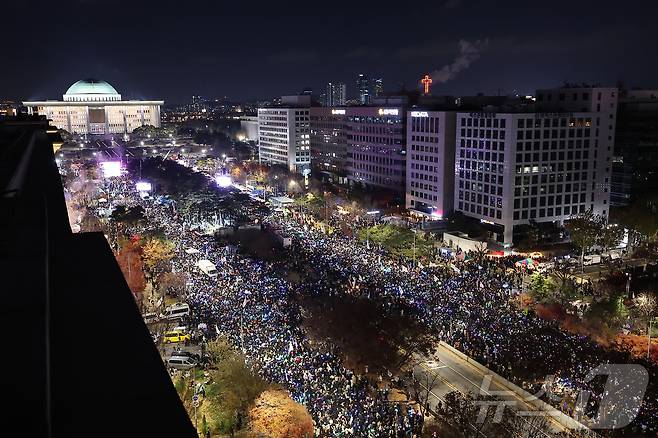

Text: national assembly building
xmin=23 ymin=79 xmax=163 ymax=135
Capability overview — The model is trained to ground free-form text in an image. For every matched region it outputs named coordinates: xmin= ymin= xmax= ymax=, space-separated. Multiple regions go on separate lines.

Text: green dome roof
xmin=65 ymin=79 xmax=119 ymax=96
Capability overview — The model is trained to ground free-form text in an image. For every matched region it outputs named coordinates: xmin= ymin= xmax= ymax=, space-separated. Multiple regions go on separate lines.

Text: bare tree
xmin=409 ymin=362 xmax=444 ymax=420
xmin=504 ymin=411 xmax=554 ymax=438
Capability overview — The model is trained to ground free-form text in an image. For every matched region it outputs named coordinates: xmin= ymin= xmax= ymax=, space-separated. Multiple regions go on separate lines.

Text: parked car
xmin=167 ymin=355 xmax=197 ymax=370
xmin=163 ymin=330 xmax=191 ymax=344
xmin=537 ymin=262 xmax=553 ymax=273
xmin=143 ymin=312 xmax=160 ymax=324
xmin=171 ymin=349 xmax=200 ymax=361
xmin=161 ymin=303 xmax=190 ymax=321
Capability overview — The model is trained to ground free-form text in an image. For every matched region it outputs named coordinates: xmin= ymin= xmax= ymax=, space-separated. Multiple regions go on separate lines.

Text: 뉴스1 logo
xmin=472 ymin=364 xmax=648 ymax=430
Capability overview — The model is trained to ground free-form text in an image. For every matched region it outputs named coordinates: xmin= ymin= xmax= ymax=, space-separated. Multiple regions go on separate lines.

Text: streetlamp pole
xmin=649 ymin=318 xmax=655 ymax=361
xmin=412 ymin=229 xmax=417 ymax=269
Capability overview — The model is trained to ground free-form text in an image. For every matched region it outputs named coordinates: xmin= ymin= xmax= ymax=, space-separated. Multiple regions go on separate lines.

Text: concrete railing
xmin=439 ymin=341 xmax=599 ymax=437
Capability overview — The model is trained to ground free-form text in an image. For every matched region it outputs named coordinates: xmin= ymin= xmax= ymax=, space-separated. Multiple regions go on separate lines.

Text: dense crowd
xmin=101 ymin=164 xmax=656 ymax=437
xmin=267 ymin=211 xmax=658 ymax=436
xmin=146 ymin=201 xmax=424 ymax=437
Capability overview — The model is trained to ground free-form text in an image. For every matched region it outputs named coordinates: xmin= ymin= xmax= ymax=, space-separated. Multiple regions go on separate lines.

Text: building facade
xmin=309 ymin=107 xmax=348 ymax=184
xmin=372 ymin=78 xmax=383 ymax=98
xmin=356 ymin=73 xmax=370 ymax=105
xmin=454 ymin=108 xmax=615 ymax=244
xmin=610 ymin=157 xmax=632 ymax=206
xmin=257 ymin=106 xmax=310 ymax=173
xmin=326 ymin=82 xmax=346 ymax=107
xmin=346 ymin=106 xmax=406 ymax=193
xmin=535 ymin=86 xmax=617 ymax=217
xmin=23 ymin=79 xmax=163 ymax=135
xmin=614 ymin=88 xmax=658 ymax=199
xmin=406 ymin=110 xmax=456 ymax=219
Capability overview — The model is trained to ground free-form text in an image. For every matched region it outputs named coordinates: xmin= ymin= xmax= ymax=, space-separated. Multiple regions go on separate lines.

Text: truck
xmin=196 ymin=259 xmax=218 ymax=277
xmin=583 ymin=254 xmax=601 ymax=266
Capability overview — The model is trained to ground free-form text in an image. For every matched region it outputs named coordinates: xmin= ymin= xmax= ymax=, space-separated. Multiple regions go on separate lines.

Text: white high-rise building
xmin=258 ymin=98 xmax=311 ymax=173
xmin=406 ymin=110 xmax=456 ymax=219
xmin=23 ymin=79 xmax=163 ymax=135
xmin=453 ymin=87 xmax=617 ymax=245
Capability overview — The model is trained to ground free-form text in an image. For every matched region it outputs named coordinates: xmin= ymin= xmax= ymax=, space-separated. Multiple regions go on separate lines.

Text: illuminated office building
xmin=454 ymin=87 xmax=617 ymax=245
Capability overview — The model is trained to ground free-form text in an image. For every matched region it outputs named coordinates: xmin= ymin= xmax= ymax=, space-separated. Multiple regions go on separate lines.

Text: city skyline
xmin=4 ymin=1 xmax=658 ymax=103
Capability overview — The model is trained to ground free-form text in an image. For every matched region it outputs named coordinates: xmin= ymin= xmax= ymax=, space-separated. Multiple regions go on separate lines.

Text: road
xmin=410 ymin=343 xmax=587 ymax=437
xmin=573 ymin=257 xmax=653 ymax=282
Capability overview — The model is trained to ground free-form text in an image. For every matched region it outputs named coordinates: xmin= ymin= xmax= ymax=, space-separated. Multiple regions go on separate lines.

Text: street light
xmin=647 ymin=317 xmax=658 ymax=360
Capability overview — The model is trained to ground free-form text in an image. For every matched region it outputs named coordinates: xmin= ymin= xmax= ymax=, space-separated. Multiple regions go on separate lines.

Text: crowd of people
xmin=97 ymin=160 xmax=656 ymax=437
xmin=145 ymin=200 xmax=425 ymax=436
xmin=266 ymin=210 xmax=658 ymax=436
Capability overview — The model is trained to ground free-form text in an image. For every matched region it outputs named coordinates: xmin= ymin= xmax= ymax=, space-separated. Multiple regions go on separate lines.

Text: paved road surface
xmin=411 ymin=343 xmax=580 ymax=437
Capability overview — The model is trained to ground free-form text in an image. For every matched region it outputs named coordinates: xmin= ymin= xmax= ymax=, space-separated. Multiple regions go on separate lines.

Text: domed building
xmin=23 ymin=79 xmax=163 ymax=135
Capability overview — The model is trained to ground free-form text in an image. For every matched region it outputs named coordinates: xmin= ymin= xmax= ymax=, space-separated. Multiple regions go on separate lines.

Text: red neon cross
xmin=421 ymin=74 xmax=432 ymax=95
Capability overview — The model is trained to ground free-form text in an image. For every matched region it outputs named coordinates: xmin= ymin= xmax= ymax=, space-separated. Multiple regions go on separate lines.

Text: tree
xmin=358 ymin=224 xmax=434 ymax=260
xmin=548 ymin=264 xmax=579 ymax=306
xmin=565 ymin=211 xmax=603 ymax=272
xmin=410 ymin=363 xmax=443 ymax=421
xmin=436 ymin=391 xmax=498 ymax=438
xmin=80 ymin=210 xmax=103 ymax=232
xmin=598 ymin=221 xmax=625 ymax=255
xmin=111 ymin=205 xmax=146 ymax=228
xmin=634 ymin=293 xmax=657 ymax=320
xmin=158 ymin=272 xmax=187 ymax=298
xmin=205 ymin=337 xmax=235 ymax=368
xmin=142 ymin=238 xmax=175 ymax=274
xmin=503 ymin=411 xmax=553 ymax=438
xmin=527 ymin=273 xmax=555 ymax=303
xmin=207 ymin=351 xmax=268 ymax=434
xmin=141 ymin=238 xmax=176 ymax=306
xmin=115 ymin=238 xmax=146 ymax=305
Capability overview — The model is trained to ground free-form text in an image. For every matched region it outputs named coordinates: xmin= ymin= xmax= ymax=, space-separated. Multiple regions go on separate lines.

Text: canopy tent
xmin=515 ymin=257 xmax=539 ymax=268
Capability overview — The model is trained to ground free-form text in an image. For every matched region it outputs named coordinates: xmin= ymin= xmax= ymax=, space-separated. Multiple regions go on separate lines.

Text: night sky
xmin=4 ymin=0 xmax=658 ymax=104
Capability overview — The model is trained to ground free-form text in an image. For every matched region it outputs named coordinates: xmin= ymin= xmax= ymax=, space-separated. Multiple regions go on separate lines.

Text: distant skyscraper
xmin=326 ymin=82 xmax=346 ymax=107
xmin=372 ymin=78 xmax=383 ymax=97
xmin=356 ymin=73 xmax=370 ymax=104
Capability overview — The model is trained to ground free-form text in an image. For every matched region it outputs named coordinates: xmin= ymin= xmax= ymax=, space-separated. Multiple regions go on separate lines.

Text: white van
xmin=167 ymin=355 xmax=197 ymax=370
xmin=143 ymin=312 xmax=160 ymax=324
xmin=162 ymin=303 xmax=190 ymax=321
xmin=583 ymin=254 xmax=601 ymax=266
xmin=196 ymin=259 xmax=218 ymax=277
